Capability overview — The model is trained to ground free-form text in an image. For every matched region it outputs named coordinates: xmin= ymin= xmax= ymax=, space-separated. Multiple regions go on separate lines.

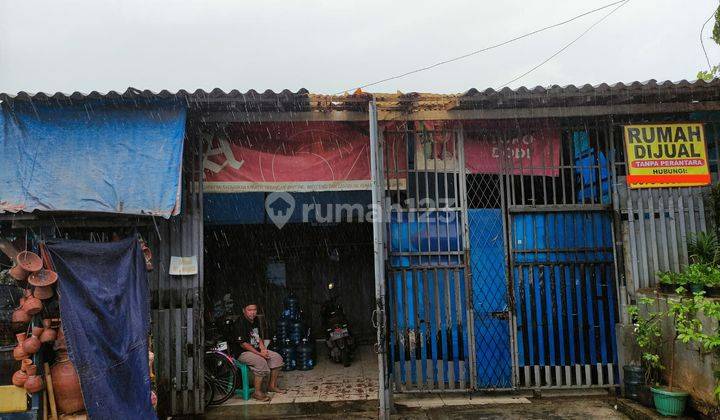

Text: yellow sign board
xmin=623 ymin=123 xmax=711 ymax=189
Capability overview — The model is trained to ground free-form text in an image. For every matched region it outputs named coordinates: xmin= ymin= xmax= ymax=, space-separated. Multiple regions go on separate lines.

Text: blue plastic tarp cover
xmin=47 ymin=237 xmax=156 ymax=420
xmin=0 ymin=100 xmax=186 ymax=217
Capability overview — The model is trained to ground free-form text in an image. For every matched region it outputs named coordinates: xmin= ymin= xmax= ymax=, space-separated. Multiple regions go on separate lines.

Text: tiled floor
xmin=224 ymin=343 xmax=379 ymax=406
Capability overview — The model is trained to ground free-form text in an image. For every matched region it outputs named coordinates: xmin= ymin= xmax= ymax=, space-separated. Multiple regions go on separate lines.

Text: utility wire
xmin=700 ymin=8 xmax=715 ymax=69
xmin=336 ymin=0 xmax=629 ymax=94
xmin=500 ymin=0 xmax=628 ymax=88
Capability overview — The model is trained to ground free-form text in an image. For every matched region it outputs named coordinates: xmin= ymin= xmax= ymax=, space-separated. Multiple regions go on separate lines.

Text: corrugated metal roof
xmin=457 ymin=79 xmax=720 ymax=109
xmin=0 ymin=87 xmax=309 ymax=101
xmin=1 ymin=79 xmax=718 ymax=112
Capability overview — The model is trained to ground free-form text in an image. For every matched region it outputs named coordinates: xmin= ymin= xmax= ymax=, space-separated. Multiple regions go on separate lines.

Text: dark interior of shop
xmin=203 ymin=221 xmax=376 ymax=346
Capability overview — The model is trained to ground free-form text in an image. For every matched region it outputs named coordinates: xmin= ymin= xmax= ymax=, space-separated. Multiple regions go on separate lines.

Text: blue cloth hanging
xmin=47 ymin=237 xmax=155 ymax=420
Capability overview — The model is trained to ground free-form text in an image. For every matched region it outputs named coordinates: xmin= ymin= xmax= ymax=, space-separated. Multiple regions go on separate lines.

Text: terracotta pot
xmin=54 ymin=327 xmax=67 ymax=351
xmin=52 ymin=355 xmax=85 ymax=414
xmin=12 ymin=369 xmax=28 ymax=387
xmin=24 ymin=366 xmax=44 ymax=393
xmin=22 ymin=334 xmax=41 ymax=354
xmin=33 ymin=285 xmax=54 ymax=300
xmin=16 ymin=332 xmax=27 ymax=344
xmin=9 ymin=264 xmax=29 ymax=281
xmin=16 ymin=251 xmax=43 ymax=273
xmin=26 ymin=365 xmax=37 ymax=376
xmin=42 ymin=319 xmax=52 ymax=329
xmin=18 ymin=296 xmax=26 ymax=306
xmin=32 ymin=326 xmax=43 ymax=337
xmin=13 ymin=345 xmax=28 ymax=361
xmin=23 ymin=295 xmax=42 ymax=315
xmin=28 ymin=269 xmax=57 ymax=287
xmin=12 ymin=308 xmax=31 ymax=324
xmin=40 ymin=327 xmax=57 ymax=343
xmin=22 ymin=358 xmax=33 ymax=372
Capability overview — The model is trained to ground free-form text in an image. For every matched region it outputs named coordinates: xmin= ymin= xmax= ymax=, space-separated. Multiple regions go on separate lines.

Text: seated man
xmin=233 ymin=303 xmax=285 ymax=401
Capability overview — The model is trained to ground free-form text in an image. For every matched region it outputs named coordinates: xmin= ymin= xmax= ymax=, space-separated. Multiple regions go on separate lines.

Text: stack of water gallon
xmin=274 ymin=294 xmax=314 ymax=371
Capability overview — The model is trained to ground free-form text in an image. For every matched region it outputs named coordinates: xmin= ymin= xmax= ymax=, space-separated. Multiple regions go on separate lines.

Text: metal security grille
xmin=383 ymin=124 xmax=475 ymax=391
xmin=465 ymin=169 xmax=513 ymax=388
xmin=465 ymin=120 xmax=620 ymax=389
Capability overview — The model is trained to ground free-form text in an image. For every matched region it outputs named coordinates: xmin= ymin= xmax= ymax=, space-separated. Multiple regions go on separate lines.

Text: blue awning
xmin=0 ymin=100 xmax=186 ymax=217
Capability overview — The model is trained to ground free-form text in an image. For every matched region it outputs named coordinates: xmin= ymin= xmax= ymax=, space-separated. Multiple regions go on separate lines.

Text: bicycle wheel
xmin=204 ymin=379 xmax=214 ymax=408
xmin=205 ymin=351 xmax=237 ymax=405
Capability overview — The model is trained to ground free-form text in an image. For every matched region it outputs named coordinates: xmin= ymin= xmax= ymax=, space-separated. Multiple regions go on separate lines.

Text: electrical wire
xmin=336 ymin=0 xmax=629 ymax=94
xmin=700 ymin=8 xmax=715 ymax=70
xmin=500 ymin=0 xmax=628 ymax=88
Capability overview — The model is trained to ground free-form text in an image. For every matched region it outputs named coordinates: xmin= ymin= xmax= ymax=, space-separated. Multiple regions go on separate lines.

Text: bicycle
xmin=204 ymin=340 xmax=238 ymax=405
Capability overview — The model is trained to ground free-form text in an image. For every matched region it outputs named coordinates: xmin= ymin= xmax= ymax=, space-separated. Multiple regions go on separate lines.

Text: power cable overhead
xmin=500 ymin=0 xmax=629 ymax=88
xmin=336 ymin=0 xmax=629 ymax=94
xmin=700 ymin=7 xmax=715 ymax=70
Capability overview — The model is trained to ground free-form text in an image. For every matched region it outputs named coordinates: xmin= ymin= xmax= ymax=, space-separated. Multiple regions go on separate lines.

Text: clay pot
xmin=9 ymin=264 xmax=29 ymax=281
xmin=16 ymin=251 xmax=43 ymax=273
xmin=32 ymin=326 xmax=43 ymax=337
xmin=51 ymin=354 xmax=85 ymax=414
xmin=13 ymin=345 xmax=28 ymax=361
xmin=42 ymin=319 xmax=52 ymax=329
xmin=28 ymin=269 xmax=57 ymax=287
xmin=12 ymin=369 xmax=28 ymax=387
xmin=53 ymin=327 xmax=67 ymax=351
xmin=40 ymin=327 xmax=57 ymax=343
xmin=12 ymin=308 xmax=31 ymax=324
xmin=23 ymin=295 xmax=42 ymax=315
xmin=22 ymin=334 xmax=41 ymax=355
xmin=22 ymin=358 xmax=33 ymax=372
xmin=33 ymin=285 xmax=54 ymax=300
xmin=16 ymin=332 xmax=27 ymax=344
xmin=24 ymin=365 xmax=44 ymax=393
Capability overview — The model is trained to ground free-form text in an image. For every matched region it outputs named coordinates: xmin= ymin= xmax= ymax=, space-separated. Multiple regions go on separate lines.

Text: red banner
xmin=464 ymin=129 xmax=560 ymax=176
xmin=203 ymin=122 xmax=560 ymax=193
xmin=204 ymin=122 xmax=383 ymax=192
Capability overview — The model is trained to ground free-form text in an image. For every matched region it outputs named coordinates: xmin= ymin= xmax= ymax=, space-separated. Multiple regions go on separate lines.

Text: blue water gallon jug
xmin=279 ymin=339 xmax=296 ymax=371
xmin=289 ymin=321 xmax=304 ymax=345
xmin=296 ymin=338 xmax=314 ymax=370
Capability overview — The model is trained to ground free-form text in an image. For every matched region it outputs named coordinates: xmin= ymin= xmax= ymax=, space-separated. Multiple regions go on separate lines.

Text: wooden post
xmin=44 ymin=362 xmax=58 ymax=420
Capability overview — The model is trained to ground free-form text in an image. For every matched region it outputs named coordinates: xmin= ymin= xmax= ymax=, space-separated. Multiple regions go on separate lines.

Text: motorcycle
xmin=320 ymin=280 xmax=354 ymax=367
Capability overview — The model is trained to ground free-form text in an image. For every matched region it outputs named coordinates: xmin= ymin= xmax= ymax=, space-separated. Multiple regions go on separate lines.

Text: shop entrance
xmin=203 ymin=192 xmax=380 ymax=405
xmin=198 ymin=119 xmax=388 ymax=408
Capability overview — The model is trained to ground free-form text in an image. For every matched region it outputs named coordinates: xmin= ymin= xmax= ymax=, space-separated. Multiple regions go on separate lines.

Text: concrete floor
xmin=223 ymin=343 xmax=379 ymax=406
xmin=204 ymin=344 xmax=627 ymax=419
xmin=203 ymin=396 xmax=627 ymax=419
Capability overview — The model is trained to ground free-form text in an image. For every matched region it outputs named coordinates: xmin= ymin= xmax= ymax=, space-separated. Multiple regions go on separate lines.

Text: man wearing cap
xmin=232 ymin=303 xmax=285 ymax=401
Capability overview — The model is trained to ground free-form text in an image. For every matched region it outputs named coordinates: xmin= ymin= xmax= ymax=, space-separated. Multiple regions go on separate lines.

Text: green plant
xmin=658 ymin=264 xmax=720 ymax=289
xmin=663 ymin=288 xmax=720 ymax=398
xmin=658 ymin=271 xmax=686 ymax=286
xmin=687 ymin=264 xmax=720 ymax=287
xmin=629 ymin=297 xmax=664 ymax=384
xmin=688 ymin=232 xmax=720 ymax=265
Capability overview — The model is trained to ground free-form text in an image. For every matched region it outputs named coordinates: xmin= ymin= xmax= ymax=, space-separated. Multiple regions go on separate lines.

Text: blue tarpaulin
xmin=47 ymin=237 xmax=155 ymax=420
xmin=0 ymin=100 xmax=186 ymax=217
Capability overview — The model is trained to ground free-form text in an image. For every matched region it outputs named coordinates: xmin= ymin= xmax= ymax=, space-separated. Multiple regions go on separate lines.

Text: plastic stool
xmin=233 ymin=360 xmax=255 ymax=400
